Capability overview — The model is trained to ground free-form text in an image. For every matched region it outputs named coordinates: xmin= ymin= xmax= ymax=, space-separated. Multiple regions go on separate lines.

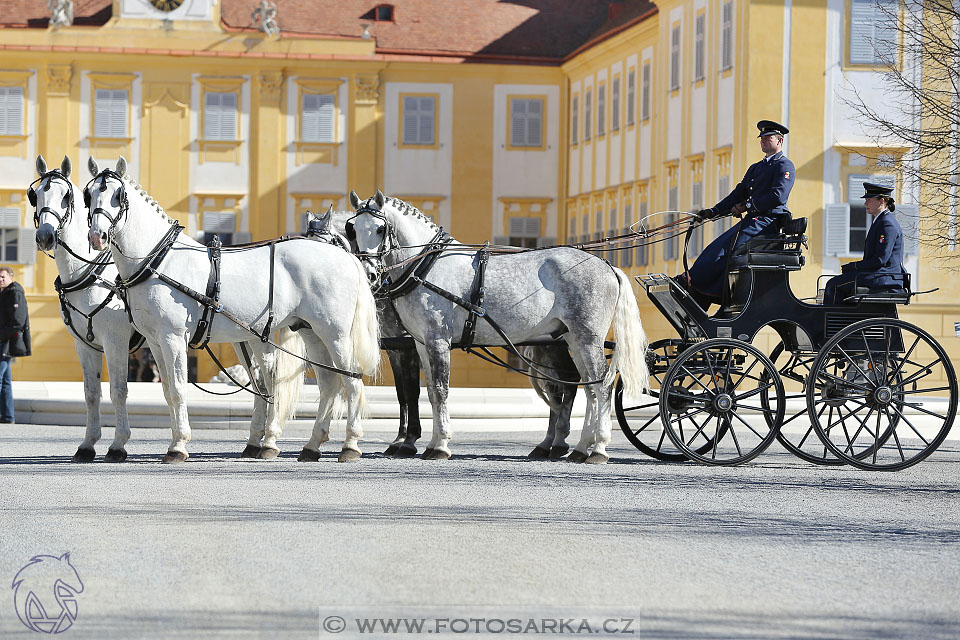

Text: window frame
xmin=89 ymin=72 xmax=136 ymax=144
xmin=847 ymin=0 xmax=900 ymax=68
xmin=597 ymin=82 xmax=606 ymax=137
xmin=641 ymin=63 xmax=651 ymax=121
xmin=694 ymin=12 xmax=706 ymax=83
xmin=399 ymin=92 xmax=439 ymax=149
xmin=626 ymin=68 xmax=636 ymax=128
xmin=611 ymin=75 xmax=621 ymax=133
xmin=571 ymin=94 xmax=579 ymax=145
xmin=584 ymin=88 xmax=592 ymax=142
xmin=669 ymin=24 xmax=681 ymax=92
xmin=506 ymin=94 xmax=547 ymax=151
xmin=721 ymin=1 xmax=734 ymax=73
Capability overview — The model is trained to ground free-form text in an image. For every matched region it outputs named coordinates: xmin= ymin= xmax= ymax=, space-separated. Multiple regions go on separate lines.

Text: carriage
xmin=613 ymin=215 xmax=958 ymax=471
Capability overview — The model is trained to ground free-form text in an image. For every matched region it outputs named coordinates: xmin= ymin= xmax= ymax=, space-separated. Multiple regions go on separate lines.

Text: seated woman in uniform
xmin=823 ymin=182 xmax=907 ymax=304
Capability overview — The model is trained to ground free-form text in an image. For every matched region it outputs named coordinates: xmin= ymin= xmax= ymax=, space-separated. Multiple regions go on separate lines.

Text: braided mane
xmin=122 ymin=174 xmax=175 ymax=224
xmin=387 ymin=196 xmax=439 ymax=232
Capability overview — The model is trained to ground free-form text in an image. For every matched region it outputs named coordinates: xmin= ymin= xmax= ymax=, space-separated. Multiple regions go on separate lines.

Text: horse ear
xmin=316 ymin=210 xmax=332 ymax=233
xmin=36 ymin=155 xmax=47 ymax=176
xmin=374 ymin=189 xmax=385 ymax=208
xmin=60 ymin=552 xmax=71 ymax=562
xmin=60 ymin=155 xmax=72 ymax=178
xmin=88 ymin=156 xmax=100 ymax=177
xmin=349 ymin=190 xmax=361 ymax=210
xmin=116 ymin=156 xmax=127 ymax=177
xmin=326 ymin=203 xmax=333 ymax=215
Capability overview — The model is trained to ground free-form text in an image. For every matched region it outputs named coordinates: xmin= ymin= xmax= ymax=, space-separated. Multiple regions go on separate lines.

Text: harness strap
xmin=120 ymin=224 xmax=184 ymax=288
xmin=381 ymin=230 xmax=452 ymax=298
xmin=260 ymin=242 xmax=276 ymax=342
xmin=189 ymin=235 xmax=223 ymax=350
xmin=459 ymin=244 xmax=489 ymax=349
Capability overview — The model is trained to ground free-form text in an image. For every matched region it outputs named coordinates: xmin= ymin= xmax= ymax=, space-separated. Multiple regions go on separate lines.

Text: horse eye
xmin=376 ymin=227 xmax=385 ymax=235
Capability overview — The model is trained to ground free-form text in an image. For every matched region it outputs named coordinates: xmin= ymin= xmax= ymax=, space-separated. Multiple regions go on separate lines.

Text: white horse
xmin=347 ymin=190 xmax=649 ymax=463
xmin=31 ymin=155 xmax=138 ymax=462
xmin=86 ymin=156 xmax=380 ymax=462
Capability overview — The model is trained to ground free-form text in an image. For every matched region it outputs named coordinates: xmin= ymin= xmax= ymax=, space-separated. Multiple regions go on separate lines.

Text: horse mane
xmin=386 ymin=196 xmax=439 ymax=232
xmin=121 ymin=174 xmax=176 ymax=224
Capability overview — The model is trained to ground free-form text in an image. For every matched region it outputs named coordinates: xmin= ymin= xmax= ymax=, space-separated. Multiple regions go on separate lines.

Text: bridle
xmin=345 ymin=198 xmax=398 ymax=282
xmin=29 ymin=170 xmax=74 ymax=235
xmin=84 ymin=170 xmax=129 ymax=238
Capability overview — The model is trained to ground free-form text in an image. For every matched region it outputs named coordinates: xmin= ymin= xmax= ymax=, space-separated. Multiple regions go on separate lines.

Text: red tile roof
xmin=1 ymin=0 xmax=657 ymax=62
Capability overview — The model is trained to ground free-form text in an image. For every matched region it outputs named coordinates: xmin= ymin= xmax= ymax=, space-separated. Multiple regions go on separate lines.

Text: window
xmin=402 ymin=95 xmax=436 ymax=146
xmin=641 ymin=64 xmax=651 ymax=121
xmin=608 ymin=207 xmax=619 ymax=266
xmin=204 ymin=91 xmax=237 ymax=141
xmin=0 ymin=87 xmax=24 ymax=135
xmin=584 ymin=89 xmax=592 ymax=141
xmin=507 ymin=217 xmax=540 ymax=249
xmin=824 ymin=174 xmax=901 ymax=256
xmin=581 ymin=215 xmax=590 ymax=244
xmin=636 ymin=201 xmax=649 ymax=266
xmin=714 ymin=175 xmax=732 ymax=238
xmin=622 ymin=203 xmax=633 ymax=267
xmin=509 ymin=97 xmax=544 ymax=148
xmin=670 ymin=25 xmax=681 ymax=91
xmin=597 ymin=85 xmax=606 ymax=136
xmin=665 ymin=187 xmax=678 ymax=261
xmin=202 ymin=211 xmax=236 ymax=246
xmin=301 ymin=93 xmax=335 ymax=142
xmin=694 ymin=14 xmax=706 ymax=82
xmin=849 ymin=0 xmax=898 ymax=65
xmin=721 ymin=2 xmax=733 ymax=71
xmin=94 ymin=89 xmax=128 ymax=138
xmin=374 ymin=4 xmax=394 ymax=21
xmin=611 ymin=77 xmax=620 ymax=132
xmin=626 ymin=70 xmax=635 ymax=126
xmin=0 ymin=207 xmax=34 ymax=264
xmin=569 ymin=216 xmax=576 ymax=241
xmin=571 ymin=95 xmax=579 ymax=144
xmin=690 ymin=180 xmax=704 ymax=256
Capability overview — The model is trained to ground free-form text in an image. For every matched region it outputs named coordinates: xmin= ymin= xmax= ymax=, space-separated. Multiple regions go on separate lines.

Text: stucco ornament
xmin=251 ymin=0 xmax=280 ymax=37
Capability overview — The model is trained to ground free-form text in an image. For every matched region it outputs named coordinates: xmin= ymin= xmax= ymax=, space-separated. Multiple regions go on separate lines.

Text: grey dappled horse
xmin=347 ymin=190 xmax=649 ymax=463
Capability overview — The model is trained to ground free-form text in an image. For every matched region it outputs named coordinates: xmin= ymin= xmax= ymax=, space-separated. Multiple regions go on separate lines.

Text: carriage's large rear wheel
xmin=806 ymin=318 xmax=957 ymax=471
xmin=660 ymin=339 xmax=784 ymax=465
xmin=615 ymin=339 xmax=720 ymax=461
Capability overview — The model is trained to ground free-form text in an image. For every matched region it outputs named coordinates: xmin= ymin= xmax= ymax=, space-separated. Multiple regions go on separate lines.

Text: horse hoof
xmin=585 ymin=452 xmax=610 ymax=465
xmin=72 ymin=447 xmax=96 ymax=463
xmin=527 ymin=446 xmax=550 ymax=459
xmin=395 ymin=443 xmax=418 ymax=458
xmin=338 ymin=448 xmax=362 ymax=463
xmin=548 ymin=445 xmax=570 ymax=459
xmin=423 ymin=449 xmax=451 ymax=461
xmin=162 ymin=451 xmax=188 ymax=464
xmin=104 ymin=448 xmax=127 ymax=463
xmin=257 ymin=447 xmax=280 ymax=460
xmin=566 ymin=450 xmax=589 ymax=463
xmin=240 ymin=444 xmax=262 ymax=458
xmin=421 ymin=447 xmax=435 ymax=459
xmin=298 ymin=447 xmax=321 ymax=462
xmin=384 ymin=444 xmax=400 ymax=456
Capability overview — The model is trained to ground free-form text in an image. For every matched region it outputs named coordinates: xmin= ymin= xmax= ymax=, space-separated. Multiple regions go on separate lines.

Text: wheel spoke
xmin=836 ymin=345 xmax=875 ymax=389
xmin=816 ymin=370 xmax=872 ymax=393
xmin=729 ymin=357 xmax=761 ymax=393
xmin=728 ymin=409 xmax=768 ymax=440
xmin=725 ymin=415 xmax=744 ymax=456
xmin=884 ymin=406 xmax=907 ymax=462
xmin=905 ymin=386 xmax=953 ymax=395
xmin=897 ymin=359 xmax=942 ymax=389
xmin=885 ymin=335 xmax=922 ymax=385
xmin=734 ymin=382 xmax=775 ymax=402
xmin=631 ymin=413 xmax=661 ymax=436
xmin=889 ymin=404 xmax=933 ymax=445
xmin=622 ymin=401 xmax=660 ymax=412
xmin=861 ymin=329 xmax=879 ymax=377
xmin=902 ymin=402 xmax=950 ymax=422
xmin=679 ymin=365 xmax=715 ymax=394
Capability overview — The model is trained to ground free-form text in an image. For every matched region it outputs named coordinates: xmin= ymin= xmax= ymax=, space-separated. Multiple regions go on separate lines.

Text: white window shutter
xmin=204 ymin=211 xmax=236 ymax=233
xmin=722 ymin=2 xmax=733 ymax=69
xmin=508 ymin=217 xmax=540 ymax=237
xmin=895 ymin=204 xmax=920 ymax=256
xmin=402 ymin=96 xmax=419 ymax=144
xmin=94 ymin=89 xmax=112 ymax=137
xmin=219 ymin=93 xmax=236 ymax=140
xmin=526 ymin=99 xmax=542 ymax=147
xmin=204 ymin=92 xmax=220 ymax=139
xmin=510 ymin=99 xmax=526 ymax=146
xmin=824 ymin=203 xmax=850 ymax=256
xmin=0 ymin=88 xmax=7 ymax=134
xmin=18 ymin=228 xmax=36 ymax=264
xmin=419 ymin=97 xmax=434 ymax=145
xmin=0 ymin=87 xmax=23 ymax=135
xmin=301 ymin=94 xmax=320 ymax=141
xmin=316 ymin=94 xmax=335 ymax=142
xmin=0 ymin=208 xmax=20 ymax=227
xmin=850 ymin=0 xmax=876 ymax=64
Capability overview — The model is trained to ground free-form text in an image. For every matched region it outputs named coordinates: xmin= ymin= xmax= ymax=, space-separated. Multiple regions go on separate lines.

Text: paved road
xmin=1 ymin=424 xmax=959 ymax=639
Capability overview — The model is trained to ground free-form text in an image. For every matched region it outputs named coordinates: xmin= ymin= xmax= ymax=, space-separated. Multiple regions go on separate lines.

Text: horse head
xmin=30 ymin=154 xmax=76 ymax=252
xmin=86 ymin=155 xmax=129 ymax=250
xmin=12 ymin=552 xmax=84 ymax=633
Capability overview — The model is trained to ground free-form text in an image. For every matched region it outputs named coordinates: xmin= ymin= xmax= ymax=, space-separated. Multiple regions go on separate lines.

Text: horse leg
xmin=298 ymin=334 xmax=337 ymax=461
xmin=235 ymin=342 xmax=266 ymax=458
xmin=587 ymin=378 xmax=614 ymax=464
xmin=154 ymin=336 xmax=192 ymax=463
xmin=248 ymin=344 xmax=281 ymax=459
xmin=416 ymin=340 xmax=452 ymax=460
xmin=103 ymin=340 xmax=131 ymax=463
xmin=565 ymin=338 xmax=607 ymax=463
xmin=395 ymin=347 xmax=422 ymax=457
xmin=383 ymin=349 xmax=407 ymax=455
xmin=73 ymin=343 xmax=103 ymax=462
xmin=549 ymin=385 xmax=577 ymax=459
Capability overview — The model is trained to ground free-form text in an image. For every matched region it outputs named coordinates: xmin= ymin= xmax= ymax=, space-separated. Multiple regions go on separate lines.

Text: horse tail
xmin=349 ymin=255 xmax=381 ymax=381
xmin=606 ymin=268 xmax=649 ymax=400
xmin=272 ymin=327 xmax=306 ymax=430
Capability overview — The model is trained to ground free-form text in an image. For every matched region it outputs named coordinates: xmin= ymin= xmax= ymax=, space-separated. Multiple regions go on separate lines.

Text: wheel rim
xmin=807 ymin=318 xmax=957 ymax=471
xmin=660 ymin=339 xmax=785 ymax=465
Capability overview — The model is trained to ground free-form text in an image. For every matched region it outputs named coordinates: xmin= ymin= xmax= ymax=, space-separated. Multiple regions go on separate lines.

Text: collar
xmin=764 ymin=151 xmax=782 ymax=163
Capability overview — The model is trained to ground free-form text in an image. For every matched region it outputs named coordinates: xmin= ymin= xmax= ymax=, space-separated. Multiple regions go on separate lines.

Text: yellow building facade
xmin=2 ymin=0 xmax=957 ymax=387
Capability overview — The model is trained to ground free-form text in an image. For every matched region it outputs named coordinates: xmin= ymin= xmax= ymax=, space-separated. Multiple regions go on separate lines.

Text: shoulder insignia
xmin=879 ymin=234 xmax=885 ymax=243
xmin=784 ymin=171 xmax=791 ymax=179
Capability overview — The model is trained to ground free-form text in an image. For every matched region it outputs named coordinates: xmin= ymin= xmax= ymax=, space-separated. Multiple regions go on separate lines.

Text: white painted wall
xmin=492 ymin=83 xmax=560 ymax=237
xmin=383 ymin=82 xmax=453 ymax=229
xmin=284 ymin=76 xmax=349 ymax=231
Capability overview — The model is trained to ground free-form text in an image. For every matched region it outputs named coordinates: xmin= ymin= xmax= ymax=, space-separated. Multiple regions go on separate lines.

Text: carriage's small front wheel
xmin=660 ymin=339 xmax=784 ymax=465
xmin=806 ymin=318 xmax=957 ymax=471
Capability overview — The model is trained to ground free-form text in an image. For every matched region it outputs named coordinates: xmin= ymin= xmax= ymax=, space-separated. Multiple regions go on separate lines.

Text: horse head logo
xmin=11 ymin=553 xmax=84 ymax=634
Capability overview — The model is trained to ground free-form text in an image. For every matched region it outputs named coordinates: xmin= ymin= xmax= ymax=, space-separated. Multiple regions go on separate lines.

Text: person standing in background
xmin=0 ymin=267 xmax=31 ymax=423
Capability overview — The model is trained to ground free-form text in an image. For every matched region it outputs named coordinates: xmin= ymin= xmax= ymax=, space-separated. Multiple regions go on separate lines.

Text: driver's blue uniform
xmin=688 ymin=151 xmax=796 ymax=298
xmin=823 ymin=210 xmax=906 ymax=304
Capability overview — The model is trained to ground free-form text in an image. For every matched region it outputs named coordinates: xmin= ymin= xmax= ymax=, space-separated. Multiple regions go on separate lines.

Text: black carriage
xmin=614 ymin=216 xmax=958 ymax=470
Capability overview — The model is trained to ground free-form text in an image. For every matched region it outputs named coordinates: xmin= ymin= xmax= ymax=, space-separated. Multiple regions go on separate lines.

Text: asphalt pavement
xmin=2 ymin=423 xmax=959 ymax=639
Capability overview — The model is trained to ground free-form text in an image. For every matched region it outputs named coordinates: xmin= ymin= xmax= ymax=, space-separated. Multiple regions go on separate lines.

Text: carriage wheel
xmin=660 ymin=338 xmax=784 ymax=465
xmin=806 ymin=318 xmax=957 ymax=471
xmin=616 ymin=339 xmax=718 ymax=462
xmin=763 ymin=342 xmax=844 ymax=465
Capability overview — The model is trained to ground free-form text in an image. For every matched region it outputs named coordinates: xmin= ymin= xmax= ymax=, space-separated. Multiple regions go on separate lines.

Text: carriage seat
xmin=842 ymin=272 xmax=912 ymax=305
xmin=728 ymin=217 xmax=807 ymax=270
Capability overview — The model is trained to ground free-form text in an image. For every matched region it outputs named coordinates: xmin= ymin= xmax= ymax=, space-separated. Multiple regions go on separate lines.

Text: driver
xmin=677 ymin=120 xmax=796 ymax=307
